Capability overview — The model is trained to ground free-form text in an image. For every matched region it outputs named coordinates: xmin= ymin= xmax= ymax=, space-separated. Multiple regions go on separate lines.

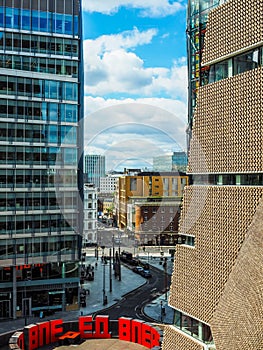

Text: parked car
xmin=140 ymin=269 xmax=152 ymax=278
xmin=132 ymin=266 xmax=144 ymax=274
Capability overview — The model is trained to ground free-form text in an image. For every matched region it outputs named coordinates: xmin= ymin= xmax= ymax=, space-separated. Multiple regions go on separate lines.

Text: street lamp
xmin=101 ymin=246 xmax=108 ymax=306
xmin=109 ymin=248 xmax=112 ymax=293
xmin=163 ymin=257 xmax=168 ymax=301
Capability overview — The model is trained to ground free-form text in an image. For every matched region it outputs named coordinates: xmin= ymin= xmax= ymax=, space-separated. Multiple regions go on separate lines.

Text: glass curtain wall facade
xmin=85 ymin=155 xmax=106 ymax=189
xmin=0 ymin=0 xmax=83 ymax=320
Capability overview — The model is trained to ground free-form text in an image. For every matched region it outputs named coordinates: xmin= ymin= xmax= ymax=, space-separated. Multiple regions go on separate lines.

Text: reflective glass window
xmin=41 ymin=12 xmax=50 ymax=32
xmin=65 ymin=15 xmax=72 ymax=34
xmin=22 ymin=34 xmax=30 ymax=52
xmin=13 ymin=8 xmax=19 ymax=28
xmin=0 ymin=76 xmax=7 ymax=94
xmin=48 ymin=148 xmax=60 ymax=165
xmin=32 ymin=10 xmax=39 ymax=31
xmin=64 ymin=82 xmax=77 ymax=101
xmin=0 ymin=7 xmax=4 ymax=27
xmin=214 ymin=60 xmax=229 ymax=82
xmin=74 ymin=16 xmax=78 ymax=36
xmin=56 ymin=59 xmax=65 ymax=74
xmin=7 ymin=76 xmax=16 ymax=95
xmin=41 ymin=102 xmax=47 ymax=121
xmin=48 ymin=125 xmax=58 ymax=143
xmin=0 ymin=53 xmax=4 ymax=68
xmin=22 ymin=56 xmax=30 ymax=71
xmin=39 ymin=58 xmax=46 ymax=72
xmin=72 ymin=42 xmax=78 ymax=57
xmin=45 ymin=80 xmax=60 ymax=100
xmin=61 ymin=126 xmax=76 ymax=144
xmin=5 ymin=32 xmax=12 ymax=50
xmin=56 ymin=38 xmax=63 ymax=55
xmin=64 ymin=39 xmax=72 ymax=54
xmin=63 ymin=104 xmax=77 ymax=122
xmin=64 ymin=148 xmax=77 ymax=165
xmin=233 ymin=49 xmax=259 ymax=75
xmin=13 ymin=34 xmax=21 ymax=51
xmin=5 ymin=7 xmax=13 ymax=28
xmin=13 ymin=55 xmax=21 ymax=70
xmin=21 ymin=9 xmax=30 ymax=30
xmin=0 ymin=99 xmax=7 ymax=117
xmin=0 ymin=32 xmax=3 ymax=50
xmin=31 ymin=36 xmax=38 ymax=53
xmin=49 ymin=103 xmax=58 ymax=121
xmin=48 ymin=59 xmax=56 ymax=74
xmin=55 ymin=13 xmax=63 ymax=33
xmin=72 ymin=61 xmax=78 ymax=77
xmin=39 ymin=36 xmax=47 ymax=53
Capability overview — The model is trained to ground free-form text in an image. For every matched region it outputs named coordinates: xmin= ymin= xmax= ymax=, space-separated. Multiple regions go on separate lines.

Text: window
xmin=233 ymin=49 xmax=259 ymax=75
xmin=130 ymin=178 xmax=137 ymax=191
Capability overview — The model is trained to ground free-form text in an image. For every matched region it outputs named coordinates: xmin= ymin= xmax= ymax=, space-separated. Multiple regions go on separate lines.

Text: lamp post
xmin=163 ymin=257 xmax=168 ymax=301
xmin=101 ymin=246 xmax=107 ymax=306
xmin=160 ymin=300 xmax=163 ymax=323
xmin=109 ymin=248 xmax=112 ymax=293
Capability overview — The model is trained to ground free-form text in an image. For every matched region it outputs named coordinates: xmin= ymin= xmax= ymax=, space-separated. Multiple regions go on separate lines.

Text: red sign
xmin=13 ymin=315 xmax=161 ymax=350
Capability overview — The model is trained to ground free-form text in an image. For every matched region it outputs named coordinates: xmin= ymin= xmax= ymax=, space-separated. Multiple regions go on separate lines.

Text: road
xmin=93 ymin=263 xmax=171 ymax=322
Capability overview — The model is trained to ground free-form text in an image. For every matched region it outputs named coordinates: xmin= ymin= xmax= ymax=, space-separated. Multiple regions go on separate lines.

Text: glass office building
xmin=85 ymin=155 xmax=106 ymax=189
xmin=0 ymin=0 xmax=83 ymax=319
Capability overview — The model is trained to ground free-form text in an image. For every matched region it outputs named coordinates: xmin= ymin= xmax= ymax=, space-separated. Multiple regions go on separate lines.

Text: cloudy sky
xmin=82 ymin=0 xmax=188 ymax=171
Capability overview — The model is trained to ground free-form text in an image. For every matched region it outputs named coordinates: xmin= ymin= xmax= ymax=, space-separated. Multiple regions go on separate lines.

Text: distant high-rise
xmin=85 ymin=155 xmax=105 ymax=188
xmin=163 ymin=1 xmax=263 ymax=349
xmin=153 ymin=152 xmax=187 ymax=172
xmin=0 ymin=0 xmax=83 ymax=319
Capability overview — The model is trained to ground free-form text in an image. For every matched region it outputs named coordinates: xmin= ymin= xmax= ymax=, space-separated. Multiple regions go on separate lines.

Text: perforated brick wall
xmin=188 ymin=67 xmax=263 ymax=174
xmin=169 ymin=186 xmax=262 ymax=323
xmin=202 ymin=0 xmax=263 ymax=64
xmin=210 ymin=196 xmax=263 ymax=349
xmin=162 ymin=326 xmax=203 ymax=350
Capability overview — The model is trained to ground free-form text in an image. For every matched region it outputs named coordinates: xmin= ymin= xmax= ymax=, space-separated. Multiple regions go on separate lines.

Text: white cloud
xmin=82 ymin=0 xmax=185 ymax=18
xmin=84 ymin=28 xmax=187 ymax=100
xmin=83 ymin=98 xmax=187 ymax=171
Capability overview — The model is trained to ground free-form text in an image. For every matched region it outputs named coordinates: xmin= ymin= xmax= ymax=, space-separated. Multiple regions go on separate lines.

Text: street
xmin=92 ymin=263 xmax=171 ymax=322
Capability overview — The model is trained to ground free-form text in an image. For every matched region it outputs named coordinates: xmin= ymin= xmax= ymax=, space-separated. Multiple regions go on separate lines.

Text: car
xmin=132 ymin=266 xmax=144 ymax=274
xmin=140 ymin=269 xmax=152 ymax=278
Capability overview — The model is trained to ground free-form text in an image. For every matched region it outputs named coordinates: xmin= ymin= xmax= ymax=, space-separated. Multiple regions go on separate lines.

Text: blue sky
xmin=82 ymin=0 xmax=188 ymax=171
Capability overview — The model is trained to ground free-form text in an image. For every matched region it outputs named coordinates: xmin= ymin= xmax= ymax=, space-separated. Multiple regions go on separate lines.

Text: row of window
xmin=0 ymin=54 xmax=78 ymax=76
xmin=1 ymin=263 xmax=78 ymax=286
xmin=174 ymin=310 xmax=213 ymax=344
xmin=2 ymin=0 xmax=79 ymax=15
xmin=0 ymin=100 xmax=78 ymax=123
xmin=0 ymin=76 xmax=78 ymax=101
xmin=0 ymin=192 xmax=77 ymax=211
xmin=0 ymin=146 xmax=77 ymax=165
xmin=0 ymin=213 xmax=77 ymax=235
xmin=207 ymin=46 xmax=263 ymax=84
xmin=0 ymin=32 xmax=78 ymax=56
xmin=0 ymin=123 xmax=77 ymax=144
xmin=0 ymin=169 xmax=77 ymax=188
xmin=0 ymin=191 xmax=77 ymax=211
xmin=0 ymin=237 xmax=78 ymax=266
xmin=193 ymin=174 xmax=263 ymax=186
xmin=0 ymin=7 xmax=78 ymax=35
